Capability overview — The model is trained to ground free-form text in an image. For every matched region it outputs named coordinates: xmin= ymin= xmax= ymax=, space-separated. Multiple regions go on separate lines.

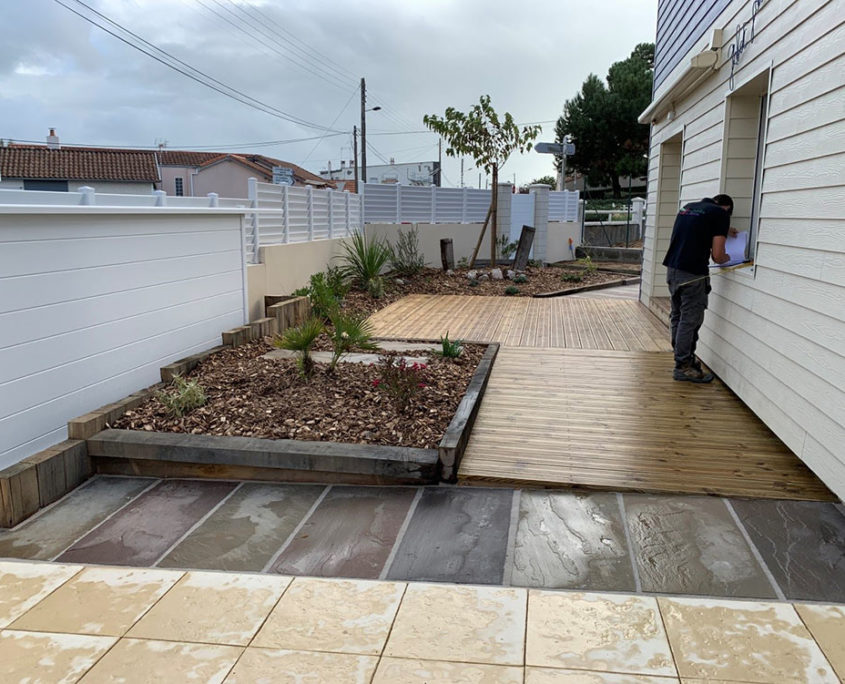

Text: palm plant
xmin=328 ymin=311 xmax=377 ymax=371
xmin=339 ymin=231 xmax=391 ymax=295
xmin=274 ymin=317 xmax=324 ymax=378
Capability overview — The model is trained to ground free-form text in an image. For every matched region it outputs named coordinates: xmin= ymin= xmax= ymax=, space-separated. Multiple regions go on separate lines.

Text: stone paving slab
xmin=1 ymin=477 xmax=844 ymax=605
xmin=1 ymin=561 xmax=843 ymax=683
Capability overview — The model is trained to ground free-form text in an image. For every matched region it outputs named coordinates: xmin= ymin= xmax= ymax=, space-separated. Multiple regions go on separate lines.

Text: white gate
xmin=510 ymin=193 xmax=535 ymax=242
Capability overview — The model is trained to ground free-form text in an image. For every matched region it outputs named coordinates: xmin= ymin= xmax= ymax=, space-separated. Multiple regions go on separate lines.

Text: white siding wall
xmin=0 ymin=209 xmax=247 ymax=468
xmin=642 ymin=0 xmax=845 ymax=499
xmin=0 ymin=180 xmax=154 ymax=193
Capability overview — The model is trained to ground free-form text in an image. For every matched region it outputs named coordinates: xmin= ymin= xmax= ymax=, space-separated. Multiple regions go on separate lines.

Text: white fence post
xmin=247 ymin=177 xmax=260 ymax=262
xmin=328 ymin=189 xmax=334 ymax=239
xmin=207 ymin=192 xmax=219 ymax=207
xmin=632 ymin=197 xmax=646 ymax=239
xmin=78 ymin=186 xmax=95 ymax=205
xmin=282 ymin=185 xmax=290 ymax=244
xmin=395 ymin=185 xmax=401 ymax=223
xmin=461 ymin=187 xmax=468 ymax=223
xmin=307 ymin=185 xmax=314 ymax=242
xmin=430 ymin=186 xmax=437 ymax=223
xmin=153 ymin=190 xmax=167 ymax=207
xmin=529 ymin=184 xmax=550 ymax=263
xmin=345 ymin=192 xmax=351 ymax=237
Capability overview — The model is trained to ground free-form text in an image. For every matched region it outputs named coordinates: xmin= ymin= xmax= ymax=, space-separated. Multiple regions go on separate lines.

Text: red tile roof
xmin=0 ymin=145 xmax=160 ymax=182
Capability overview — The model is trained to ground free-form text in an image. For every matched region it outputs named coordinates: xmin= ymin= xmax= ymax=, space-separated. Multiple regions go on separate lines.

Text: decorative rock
xmin=491 ymin=268 xmax=503 ymax=280
xmin=478 ymin=274 xmax=489 ymax=282
xmin=467 ymin=270 xmax=478 ymax=280
xmin=395 ymin=278 xmax=405 ymax=286
xmin=446 ymin=269 xmax=455 ymax=276
xmin=507 ymin=270 xmax=516 ymax=280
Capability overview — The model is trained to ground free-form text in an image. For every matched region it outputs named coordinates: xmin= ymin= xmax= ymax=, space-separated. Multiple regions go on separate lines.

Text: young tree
xmin=529 ymin=175 xmax=557 ymax=189
xmin=556 ymin=43 xmax=654 ymax=197
xmin=424 ymin=95 xmax=540 ymax=266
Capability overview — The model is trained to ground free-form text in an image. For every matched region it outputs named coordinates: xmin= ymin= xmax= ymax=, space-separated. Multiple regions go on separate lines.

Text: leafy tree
xmin=556 ymin=43 xmax=654 ymax=197
xmin=424 ymin=95 xmax=540 ymax=266
xmin=529 ymin=175 xmax=557 ymax=188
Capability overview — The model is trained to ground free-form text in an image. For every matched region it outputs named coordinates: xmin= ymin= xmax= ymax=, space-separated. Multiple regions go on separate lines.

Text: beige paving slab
xmin=253 ymin=576 xmax=405 ymax=655
xmin=0 ymin=560 xmax=80 ymax=628
xmin=526 ymin=668 xmax=679 ymax=682
xmin=658 ymin=596 xmax=838 ymax=683
xmin=374 ymin=656 xmax=523 ymax=683
xmin=127 ymin=570 xmax=290 ymax=646
xmin=9 ymin=566 xmax=181 ymax=636
xmin=384 ymin=583 xmax=527 ymax=666
xmin=0 ymin=630 xmax=115 ymax=684
xmin=526 ymin=591 xmax=675 ymax=677
xmin=224 ymin=647 xmax=378 ymax=683
xmin=80 ymin=637 xmax=242 ymax=683
xmin=794 ymin=603 xmax=845 ymax=681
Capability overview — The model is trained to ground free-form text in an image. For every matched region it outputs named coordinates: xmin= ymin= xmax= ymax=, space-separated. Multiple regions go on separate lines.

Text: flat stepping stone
xmin=262 ymin=349 xmax=429 ymax=366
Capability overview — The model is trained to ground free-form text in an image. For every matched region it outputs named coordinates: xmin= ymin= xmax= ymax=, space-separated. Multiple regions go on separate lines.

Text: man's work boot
xmin=673 ymin=363 xmax=714 ymax=383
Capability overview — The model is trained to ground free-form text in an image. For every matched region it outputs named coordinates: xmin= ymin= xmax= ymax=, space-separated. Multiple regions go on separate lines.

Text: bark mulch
xmin=112 ymin=341 xmax=486 ymax=450
xmin=341 ymin=265 xmax=627 ymax=317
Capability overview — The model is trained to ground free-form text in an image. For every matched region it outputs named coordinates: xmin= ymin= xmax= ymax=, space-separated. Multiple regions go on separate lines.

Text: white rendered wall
xmin=0 ymin=208 xmax=247 ymax=468
xmin=641 ymin=0 xmax=845 ymax=500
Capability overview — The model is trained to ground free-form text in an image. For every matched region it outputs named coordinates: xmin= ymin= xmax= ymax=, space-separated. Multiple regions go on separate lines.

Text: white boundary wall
xmin=361 ymin=183 xmax=491 ymax=224
xmin=0 ymin=204 xmax=249 ymax=468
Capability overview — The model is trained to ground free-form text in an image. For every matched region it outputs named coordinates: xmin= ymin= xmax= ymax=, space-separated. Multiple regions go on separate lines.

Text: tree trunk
xmin=611 ymin=174 xmax=622 ymax=198
xmin=468 ymin=205 xmax=492 ymax=269
xmin=490 ymin=164 xmax=499 ymax=267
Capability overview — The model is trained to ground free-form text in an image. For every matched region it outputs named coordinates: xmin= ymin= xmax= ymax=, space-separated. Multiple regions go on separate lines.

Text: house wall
xmin=642 ymin=0 xmax=845 ymax=500
xmin=195 ymin=161 xmax=266 ymax=199
xmin=159 ymin=165 xmax=195 ymax=196
xmin=0 ymin=208 xmax=247 ymax=469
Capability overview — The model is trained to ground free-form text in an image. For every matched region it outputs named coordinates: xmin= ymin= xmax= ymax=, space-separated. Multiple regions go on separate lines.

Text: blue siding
xmin=654 ymin=0 xmax=732 ymax=90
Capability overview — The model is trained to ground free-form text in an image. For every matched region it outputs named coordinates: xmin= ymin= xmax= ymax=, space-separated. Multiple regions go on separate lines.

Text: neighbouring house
xmin=157 ymin=150 xmax=335 ymax=197
xmin=0 ymin=130 xmax=159 ymax=193
xmin=639 ymin=0 xmax=844 ymax=499
xmin=321 ymin=158 xmax=442 ymax=187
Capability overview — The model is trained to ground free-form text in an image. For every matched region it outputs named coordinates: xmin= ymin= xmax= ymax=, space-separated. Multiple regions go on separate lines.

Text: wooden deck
xmin=367 ymin=292 xmax=833 ymax=500
xmin=459 ymin=347 xmax=833 ymax=500
xmin=368 ymin=294 xmax=671 ymax=351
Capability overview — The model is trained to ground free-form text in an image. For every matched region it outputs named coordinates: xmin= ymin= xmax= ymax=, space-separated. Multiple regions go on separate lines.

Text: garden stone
xmin=478 ymin=274 xmax=489 ymax=282
xmin=507 ymin=270 xmax=516 ymax=280
xmin=491 ymin=268 xmax=503 ymax=280
xmin=395 ymin=279 xmax=405 ymax=286
xmin=467 ymin=270 xmax=478 ymax=280
xmin=446 ymin=269 xmax=455 ymax=276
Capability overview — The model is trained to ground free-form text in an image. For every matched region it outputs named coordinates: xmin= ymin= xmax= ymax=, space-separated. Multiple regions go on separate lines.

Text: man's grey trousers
xmin=667 ymin=267 xmax=710 ymax=368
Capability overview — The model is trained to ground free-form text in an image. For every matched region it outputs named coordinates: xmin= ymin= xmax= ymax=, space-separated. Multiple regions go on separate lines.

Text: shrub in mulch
xmin=112 ymin=341 xmax=485 ymax=450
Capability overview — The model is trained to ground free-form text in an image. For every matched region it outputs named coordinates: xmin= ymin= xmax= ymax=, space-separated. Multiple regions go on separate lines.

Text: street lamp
xmin=360 ymin=77 xmax=382 ymax=186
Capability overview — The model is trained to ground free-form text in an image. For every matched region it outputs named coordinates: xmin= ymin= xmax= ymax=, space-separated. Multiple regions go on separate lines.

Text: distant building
xmin=0 ymin=130 xmax=159 ymax=194
xmin=320 ymin=159 xmax=441 ymax=187
xmin=158 ymin=151 xmax=335 ymax=198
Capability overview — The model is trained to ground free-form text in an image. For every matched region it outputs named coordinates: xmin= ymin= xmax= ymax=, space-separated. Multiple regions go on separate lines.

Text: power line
xmin=52 ymin=0 xmax=342 ymax=133
xmin=3 ymin=133 xmax=346 ymax=151
xmin=300 ymin=86 xmax=359 ymax=165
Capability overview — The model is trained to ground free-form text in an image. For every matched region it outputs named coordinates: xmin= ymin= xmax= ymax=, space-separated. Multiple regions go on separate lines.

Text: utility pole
xmin=360 ymin=77 xmax=367 ymax=186
xmin=353 ymin=125 xmax=359 ymax=191
xmin=460 ymin=158 xmax=464 ymax=188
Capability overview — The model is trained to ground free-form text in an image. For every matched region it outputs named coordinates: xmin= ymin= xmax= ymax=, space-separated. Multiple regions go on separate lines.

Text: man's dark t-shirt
xmin=662 ymin=198 xmax=730 ymax=275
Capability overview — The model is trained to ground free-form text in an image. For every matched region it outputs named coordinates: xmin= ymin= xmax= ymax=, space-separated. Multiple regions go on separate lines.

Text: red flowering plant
xmin=373 ymin=354 xmax=428 ymax=412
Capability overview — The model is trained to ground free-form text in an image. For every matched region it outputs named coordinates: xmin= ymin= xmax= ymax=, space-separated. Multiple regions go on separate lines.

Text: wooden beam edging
xmin=533 ymin=277 xmax=641 ymax=298
xmin=87 ymin=429 xmax=439 ymax=486
xmin=438 ymin=343 xmax=499 ymax=482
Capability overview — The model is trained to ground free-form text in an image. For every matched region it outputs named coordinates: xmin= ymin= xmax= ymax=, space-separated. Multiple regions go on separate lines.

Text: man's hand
xmin=728 ymin=227 xmax=739 ymax=238
xmin=711 ymin=235 xmax=730 ymax=264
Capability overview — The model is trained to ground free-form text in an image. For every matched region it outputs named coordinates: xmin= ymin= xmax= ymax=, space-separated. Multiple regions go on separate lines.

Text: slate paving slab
xmin=270 ymin=486 xmax=416 ymax=578
xmin=55 ymin=480 xmax=237 ymax=566
xmin=0 ymin=476 xmax=154 ymax=561
xmin=386 ymin=487 xmax=513 ymax=584
xmin=624 ymin=494 xmax=777 ymax=598
xmin=730 ymin=498 xmax=845 ymax=602
xmin=158 ymin=483 xmax=325 ymax=572
xmin=510 ymin=491 xmax=635 ymax=591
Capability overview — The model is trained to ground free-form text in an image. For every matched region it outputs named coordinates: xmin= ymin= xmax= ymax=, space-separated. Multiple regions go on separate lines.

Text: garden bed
xmin=104 ymin=339 xmax=496 ymax=482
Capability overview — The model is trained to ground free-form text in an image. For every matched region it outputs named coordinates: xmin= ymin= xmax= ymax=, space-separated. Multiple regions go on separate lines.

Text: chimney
xmin=340 ymin=160 xmax=346 ymax=169
xmin=46 ymin=128 xmax=60 ymax=150
xmin=389 ymin=157 xmax=395 ymax=166
xmin=328 ymin=160 xmax=332 ymax=173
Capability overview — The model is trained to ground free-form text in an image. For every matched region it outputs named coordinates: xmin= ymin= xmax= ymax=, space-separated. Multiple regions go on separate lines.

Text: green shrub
xmin=468 ymin=279 xmax=480 ymax=287
xmin=513 ymin=274 xmax=528 ymax=284
xmin=561 ymin=274 xmax=582 ymax=283
xmin=275 ymin=317 xmax=324 ymax=378
xmin=457 ymin=256 xmax=469 ymax=268
xmin=504 ymin=285 xmax=519 ymax=296
xmin=438 ymin=331 xmax=463 ymax=358
xmin=577 ymin=255 xmax=598 ymax=274
xmin=328 ymin=311 xmax=377 ymax=371
xmin=389 ymin=226 xmax=425 ymax=277
xmin=496 ymin=234 xmax=518 ymax=260
xmin=367 ymin=276 xmax=385 ymax=299
xmin=156 ymin=375 xmax=207 ymax=417
xmin=373 ymin=356 xmax=427 ymax=412
xmin=339 ymin=231 xmax=391 ymax=294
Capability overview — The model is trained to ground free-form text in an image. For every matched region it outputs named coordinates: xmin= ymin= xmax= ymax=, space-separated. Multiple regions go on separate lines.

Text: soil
xmin=339 ymin=265 xmax=629 ymax=318
xmin=112 ymin=340 xmax=486 ymax=450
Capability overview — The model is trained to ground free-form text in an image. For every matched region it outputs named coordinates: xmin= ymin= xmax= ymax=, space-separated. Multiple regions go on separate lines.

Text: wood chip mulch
xmin=112 ymin=341 xmax=486 ymax=450
xmin=340 ymin=265 xmax=628 ymax=317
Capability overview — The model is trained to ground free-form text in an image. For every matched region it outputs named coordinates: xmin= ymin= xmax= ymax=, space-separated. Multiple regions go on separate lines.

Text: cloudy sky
xmin=1 ymin=0 xmax=657 ymax=189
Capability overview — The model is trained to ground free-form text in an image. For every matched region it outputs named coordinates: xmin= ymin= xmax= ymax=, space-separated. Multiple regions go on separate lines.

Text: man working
xmin=662 ymin=194 xmax=734 ymax=383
